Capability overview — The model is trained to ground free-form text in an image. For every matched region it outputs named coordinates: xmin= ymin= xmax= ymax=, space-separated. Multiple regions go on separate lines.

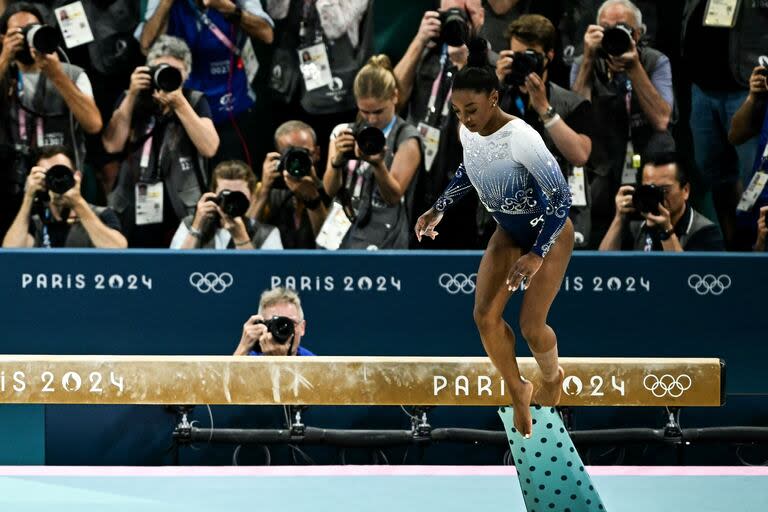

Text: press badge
xmin=737 ymin=172 xmax=768 ymax=212
xmin=315 ymin=202 xmax=352 ymax=250
xmin=135 ymin=182 xmax=163 ymax=226
xmin=703 ymin=0 xmax=740 ymax=27
xmin=242 ymin=39 xmax=259 ymax=84
xmin=568 ymin=166 xmax=588 ymax=207
xmin=417 ymin=122 xmax=441 ymax=173
xmin=298 ymin=43 xmax=333 ymax=91
xmin=54 ymin=1 xmax=94 ymax=49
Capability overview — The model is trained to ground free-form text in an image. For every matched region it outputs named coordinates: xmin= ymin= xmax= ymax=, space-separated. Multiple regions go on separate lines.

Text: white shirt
xmin=170 ymin=222 xmax=284 ymax=250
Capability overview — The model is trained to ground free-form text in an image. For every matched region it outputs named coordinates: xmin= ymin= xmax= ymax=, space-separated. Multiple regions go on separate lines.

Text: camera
xmin=208 ymin=189 xmax=250 ymax=218
xmin=16 ymin=24 xmax=59 ymax=65
xmin=255 ymin=316 xmax=295 ymax=344
xmin=341 ymin=122 xmax=386 ymax=161
xmin=278 ymin=147 xmax=312 ymax=179
xmin=601 ymin=23 xmax=633 ymax=57
xmin=505 ymin=50 xmax=545 ymax=87
xmin=632 ymin=184 xmax=665 ymax=215
xmin=147 ymin=64 xmax=183 ymax=92
xmin=436 ymin=8 xmax=469 ymax=47
xmin=45 ymin=165 xmax=76 ymax=195
xmin=757 ymin=56 xmax=768 ymax=77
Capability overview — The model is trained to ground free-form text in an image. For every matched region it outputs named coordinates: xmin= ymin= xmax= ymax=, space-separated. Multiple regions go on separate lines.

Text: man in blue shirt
xmin=233 ymin=287 xmax=315 ymax=356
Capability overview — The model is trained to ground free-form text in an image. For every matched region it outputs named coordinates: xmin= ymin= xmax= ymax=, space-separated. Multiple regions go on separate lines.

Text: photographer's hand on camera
xmin=496 ymin=50 xmax=513 ymax=84
xmin=331 ymin=129 xmax=356 ymax=167
xmin=583 ymin=25 xmax=604 ymax=61
xmin=614 ymin=185 xmax=636 ymax=219
xmin=57 ymin=172 xmax=85 ymax=210
xmin=748 ymin=66 xmax=768 ymax=98
xmin=284 ymin=171 xmax=321 ymax=205
xmin=24 ymin=167 xmax=47 ymax=200
xmin=31 ymin=46 xmax=62 ymax=77
xmin=153 ymin=88 xmax=186 ymax=111
xmin=191 ymin=192 xmax=219 ymax=231
xmin=416 ymin=11 xmax=441 ymax=48
xmin=220 ymin=211 xmax=252 ymax=249
xmin=127 ymin=66 xmax=152 ymax=99
xmin=525 ymin=73 xmax=550 ymax=117
xmin=606 ymin=37 xmax=639 ymax=74
xmin=235 ymin=315 xmax=268 ymax=356
xmin=0 ymin=28 xmax=24 ymax=65
xmin=643 ymin=202 xmax=673 ymax=232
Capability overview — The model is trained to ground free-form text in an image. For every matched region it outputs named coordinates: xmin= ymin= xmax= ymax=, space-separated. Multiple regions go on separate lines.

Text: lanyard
xmin=425 ymin=45 xmax=453 ymax=126
xmin=139 ymin=118 xmax=157 ymax=182
xmin=187 ymin=0 xmax=242 ymax=58
xmin=41 ymin=207 xmax=52 ymax=249
xmin=16 ymin=70 xmax=44 ymax=147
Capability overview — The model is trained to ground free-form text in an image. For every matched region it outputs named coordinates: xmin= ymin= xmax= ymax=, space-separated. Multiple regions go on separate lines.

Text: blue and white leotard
xmin=434 ymin=120 xmax=571 ymax=257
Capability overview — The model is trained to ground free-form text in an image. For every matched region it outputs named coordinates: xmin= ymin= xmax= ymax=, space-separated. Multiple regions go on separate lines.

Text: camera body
xmin=505 ymin=50 xmax=545 ymax=88
xmin=632 ymin=184 xmax=665 ymax=215
xmin=255 ymin=316 xmax=295 ymax=344
xmin=273 ymin=146 xmax=313 ymax=189
xmin=147 ymin=64 xmax=183 ymax=92
xmin=600 ymin=23 xmax=633 ymax=57
xmin=436 ymin=8 xmax=469 ymax=47
xmin=208 ymin=189 xmax=250 ymax=218
xmin=341 ymin=122 xmax=386 ymax=161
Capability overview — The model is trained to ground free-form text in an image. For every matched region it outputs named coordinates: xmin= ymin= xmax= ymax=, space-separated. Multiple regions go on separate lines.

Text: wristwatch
xmin=658 ymin=227 xmax=675 ymax=241
xmin=540 ymin=105 xmax=556 ymax=123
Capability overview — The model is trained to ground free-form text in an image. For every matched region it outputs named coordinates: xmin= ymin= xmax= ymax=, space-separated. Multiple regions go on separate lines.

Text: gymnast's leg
xmin=520 ymin=219 xmax=574 ymax=406
xmin=473 ymin=225 xmax=533 ymax=437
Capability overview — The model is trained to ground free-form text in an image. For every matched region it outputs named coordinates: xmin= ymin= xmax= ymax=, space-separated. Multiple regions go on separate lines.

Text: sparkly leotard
xmin=434 ymin=119 xmax=571 ymax=257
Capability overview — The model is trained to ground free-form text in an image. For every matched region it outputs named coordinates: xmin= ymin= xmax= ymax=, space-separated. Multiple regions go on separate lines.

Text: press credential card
xmin=55 ymin=1 xmax=94 ymax=49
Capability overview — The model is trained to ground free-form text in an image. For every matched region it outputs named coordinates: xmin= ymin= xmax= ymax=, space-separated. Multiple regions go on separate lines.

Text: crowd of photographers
xmin=0 ymin=0 xmax=767 ymax=252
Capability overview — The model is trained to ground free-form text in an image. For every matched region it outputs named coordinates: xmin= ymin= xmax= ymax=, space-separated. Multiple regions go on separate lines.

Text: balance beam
xmin=0 ymin=356 xmax=724 ymax=407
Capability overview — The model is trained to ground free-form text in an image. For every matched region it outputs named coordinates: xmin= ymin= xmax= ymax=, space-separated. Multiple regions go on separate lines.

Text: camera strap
xmin=424 ymin=45 xmax=453 ymax=127
xmin=15 ymin=70 xmax=45 ymax=148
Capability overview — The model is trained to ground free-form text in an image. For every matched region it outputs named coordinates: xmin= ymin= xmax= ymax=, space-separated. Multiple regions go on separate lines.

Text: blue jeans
xmin=690 ymin=84 xmax=759 ymax=186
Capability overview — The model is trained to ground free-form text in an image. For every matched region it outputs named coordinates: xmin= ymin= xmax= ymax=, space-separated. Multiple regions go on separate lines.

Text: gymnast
xmin=415 ymin=39 xmax=574 ymax=438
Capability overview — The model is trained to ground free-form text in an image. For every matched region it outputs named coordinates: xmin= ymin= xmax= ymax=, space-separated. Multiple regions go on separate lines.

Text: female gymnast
xmin=415 ymin=40 xmax=574 ymax=438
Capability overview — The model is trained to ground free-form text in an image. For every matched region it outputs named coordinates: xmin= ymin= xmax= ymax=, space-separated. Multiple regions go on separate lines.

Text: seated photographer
xmin=170 ymin=159 xmax=282 ymax=249
xmin=495 ymin=14 xmax=593 ymax=247
xmin=104 ymin=35 xmax=219 ymax=248
xmin=323 ymin=55 xmax=423 ymax=250
xmin=0 ymin=2 xmax=103 ymax=237
xmin=233 ymin=287 xmax=315 ymax=356
xmin=250 ymin=120 xmax=329 ymax=249
xmin=598 ymin=135 xmax=723 ymax=252
xmin=570 ymin=0 xmax=674 ymax=247
xmin=2 ymin=145 xmax=127 ymax=249
xmin=729 ymin=62 xmax=768 ymax=252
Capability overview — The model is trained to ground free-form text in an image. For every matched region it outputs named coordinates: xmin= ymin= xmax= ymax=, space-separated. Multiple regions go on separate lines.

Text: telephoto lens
xmin=23 ymin=24 xmax=59 ymax=55
xmin=210 ymin=190 xmax=250 ymax=218
xmin=437 ymin=8 xmax=469 ymax=47
xmin=149 ymin=64 xmax=183 ymax=92
xmin=45 ymin=165 xmax=76 ymax=195
xmin=600 ymin=23 xmax=633 ymax=57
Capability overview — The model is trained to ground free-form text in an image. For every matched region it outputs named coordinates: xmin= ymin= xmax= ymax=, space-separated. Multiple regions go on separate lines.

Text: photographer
xmin=495 ymin=14 xmax=593 ymax=246
xmin=394 ymin=0 xmax=484 ymax=248
xmin=2 ymin=145 xmax=127 ymax=249
xmin=137 ymin=0 xmax=274 ymax=166
xmin=683 ymin=0 xmax=768 ymax=250
xmin=104 ymin=35 xmax=219 ymax=248
xmin=233 ymin=287 xmax=315 ymax=356
xmin=729 ymin=63 xmax=768 ymax=252
xmin=170 ymin=159 xmax=282 ymax=249
xmin=251 ymin=120 xmax=328 ymax=249
xmin=0 ymin=2 xmax=102 ymax=236
xmin=598 ymin=135 xmax=723 ymax=252
xmin=323 ymin=55 xmax=423 ymax=250
xmin=570 ymin=0 xmax=673 ymax=246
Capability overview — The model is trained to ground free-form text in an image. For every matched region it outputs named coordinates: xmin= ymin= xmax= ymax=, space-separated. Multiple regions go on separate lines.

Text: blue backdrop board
xmin=0 ymin=250 xmax=764 ymax=465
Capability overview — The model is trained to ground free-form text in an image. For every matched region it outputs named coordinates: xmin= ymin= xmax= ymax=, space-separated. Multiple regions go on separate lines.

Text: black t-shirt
xmin=683 ymin=1 xmax=741 ymax=92
xmin=30 ymin=205 xmax=123 ymax=248
xmin=624 ymin=205 xmax=725 ymax=251
xmin=266 ymin=189 xmax=317 ymax=249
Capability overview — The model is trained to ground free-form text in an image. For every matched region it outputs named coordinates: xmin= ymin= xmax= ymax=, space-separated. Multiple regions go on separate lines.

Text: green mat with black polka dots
xmin=499 ymin=405 xmax=607 ymax=512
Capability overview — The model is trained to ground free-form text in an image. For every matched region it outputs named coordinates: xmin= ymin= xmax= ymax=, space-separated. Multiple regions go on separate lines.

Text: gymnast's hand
xmin=507 ymin=253 xmax=543 ymax=292
xmin=414 ymin=208 xmax=444 ymax=242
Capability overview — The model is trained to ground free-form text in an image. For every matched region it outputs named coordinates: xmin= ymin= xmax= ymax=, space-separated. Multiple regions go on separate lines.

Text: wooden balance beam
xmin=0 ymin=356 xmax=724 ymax=407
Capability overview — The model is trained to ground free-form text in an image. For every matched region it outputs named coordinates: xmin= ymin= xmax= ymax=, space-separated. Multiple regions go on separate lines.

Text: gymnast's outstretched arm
xmin=433 ymin=163 xmax=474 ymax=212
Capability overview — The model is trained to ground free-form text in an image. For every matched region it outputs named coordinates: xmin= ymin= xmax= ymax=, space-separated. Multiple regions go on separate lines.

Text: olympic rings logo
xmin=643 ymin=374 xmax=692 ymax=398
xmin=687 ymin=274 xmax=732 ymax=296
xmin=189 ymin=272 xmax=234 ymax=294
xmin=438 ymin=273 xmax=477 ymax=295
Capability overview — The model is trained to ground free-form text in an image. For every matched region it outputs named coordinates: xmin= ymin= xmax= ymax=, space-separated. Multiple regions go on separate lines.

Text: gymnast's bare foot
xmin=511 ymin=378 xmax=534 ymax=437
xmin=535 ymin=366 xmax=564 ymax=407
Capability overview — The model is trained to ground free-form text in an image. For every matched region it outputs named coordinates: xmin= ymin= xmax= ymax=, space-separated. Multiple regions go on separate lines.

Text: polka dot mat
xmin=498 ymin=405 xmax=607 ymax=512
